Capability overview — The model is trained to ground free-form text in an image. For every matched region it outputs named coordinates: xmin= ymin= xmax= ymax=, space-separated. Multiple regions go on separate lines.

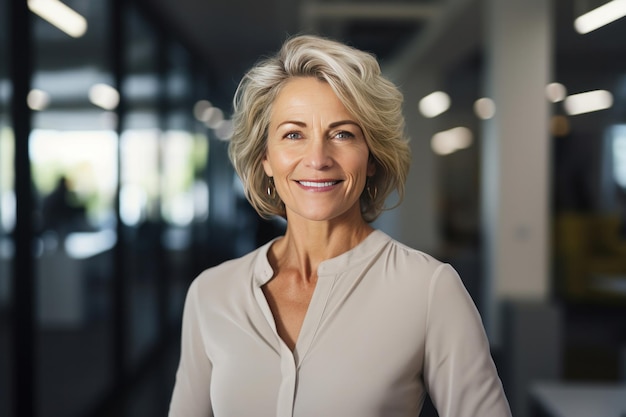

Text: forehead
xmin=271 ymin=77 xmax=351 ymax=117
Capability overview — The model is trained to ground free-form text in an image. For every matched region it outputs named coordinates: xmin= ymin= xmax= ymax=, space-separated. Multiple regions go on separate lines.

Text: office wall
xmin=0 ymin=1 xmax=234 ymax=416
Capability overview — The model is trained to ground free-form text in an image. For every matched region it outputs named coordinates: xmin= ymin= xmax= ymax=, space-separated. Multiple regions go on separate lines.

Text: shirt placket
xmin=254 ymin=267 xmax=337 ymax=417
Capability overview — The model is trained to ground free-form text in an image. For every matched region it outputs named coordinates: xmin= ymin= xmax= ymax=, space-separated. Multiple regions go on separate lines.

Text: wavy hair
xmin=228 ymin=34 xmax=411 ymax=222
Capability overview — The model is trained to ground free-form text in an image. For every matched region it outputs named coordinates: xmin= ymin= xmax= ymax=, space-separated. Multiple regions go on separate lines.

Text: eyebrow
xmin=330 ymin=120 xmax=360 ymax=129
xmin=275 ymin=119 xmax=360 ymax=129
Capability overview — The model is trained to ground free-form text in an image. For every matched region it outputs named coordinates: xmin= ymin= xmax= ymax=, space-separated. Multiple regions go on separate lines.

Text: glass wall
xmin=162 ymin=41 xmax=201 ymax=326
xmin=122 ymin=4 xmax=162 ymax=370
xmin=0 ymin=0 xmax=236 ymax=414
xmin=119 ymin=9 xmax=212 ymax=414
xmin=0 ymin=0 xmax=13 ymax=414
xmin=121 ymin=6 xmax=211 ymax=373
xmin=31 ymin=0 xmax=117 ymax=415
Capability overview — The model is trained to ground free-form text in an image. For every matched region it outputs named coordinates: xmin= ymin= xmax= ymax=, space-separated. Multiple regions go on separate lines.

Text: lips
xmin=297 ymin=180 xmax=339 ymax=188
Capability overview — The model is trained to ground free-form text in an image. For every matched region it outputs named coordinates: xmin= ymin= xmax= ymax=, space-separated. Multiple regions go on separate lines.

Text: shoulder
xmin=187 ymin=243 xmax=269 ymax=299
xmin=377 ymin=232 xmax=454 ymax=278
xmin=359 ymin=231 xmax=461 ymax=296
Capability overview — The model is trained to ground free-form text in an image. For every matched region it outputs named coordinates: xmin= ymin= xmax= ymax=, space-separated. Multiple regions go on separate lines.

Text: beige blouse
xmin=169 ymin=230 xmax=511 ymax=417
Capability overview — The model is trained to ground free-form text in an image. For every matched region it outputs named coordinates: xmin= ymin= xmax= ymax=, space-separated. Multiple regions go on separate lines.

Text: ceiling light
xmin=204 ymin=107 xmax=224 ymax=129
xmin=418 ymin=91 xmax=450 ymax=118
xmin=193 ymin=100 xmax=212 ymax=122
xmin=214 ymin=120 xmax=234 ymax=141
xmin=27 ymin=89 xmax=51 ymax=111
xmin=431 ymin=127 xmax=473 ymax=156
xmin=574 ymin=0 xmax=626 ymax=34
xmin=28 ymin=0 xmax=88 ymax=38
xmin=473 ymin=97 xmax=496 ymax=120
xmin=563 ymin=90 xmax=613 ymax=115
xmin=546 ymin=83 xmax=567 ymax=103
xmin=89 ymin=84 xmax=120 ymax=110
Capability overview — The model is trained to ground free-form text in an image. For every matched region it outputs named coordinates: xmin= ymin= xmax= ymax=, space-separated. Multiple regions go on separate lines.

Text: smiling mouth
xmin=297 ymin=180 xmax=340 ymax=188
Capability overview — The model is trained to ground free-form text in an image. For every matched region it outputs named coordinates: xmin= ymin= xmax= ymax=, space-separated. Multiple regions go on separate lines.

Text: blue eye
xmin=334 ymin=131 xmax=355 ymax=140
xmin=285 ymin=132 xmax=302 ymax=140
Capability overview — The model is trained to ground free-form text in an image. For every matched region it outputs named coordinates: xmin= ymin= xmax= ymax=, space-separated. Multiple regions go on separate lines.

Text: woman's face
xmin=263 ymin=77 xmax=375 ymax=224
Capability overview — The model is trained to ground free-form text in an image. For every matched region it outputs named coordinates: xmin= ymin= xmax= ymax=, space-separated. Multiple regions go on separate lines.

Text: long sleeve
xmin=169 ymin=279 xmax=213 ymax=417
xmin=423 ymin=264 xmax=511 ymax=417
xmin=166 ymin=231 xmax=511 ymax=416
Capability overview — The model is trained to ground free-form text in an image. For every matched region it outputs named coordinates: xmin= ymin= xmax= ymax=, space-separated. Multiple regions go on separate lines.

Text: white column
xmin=481 ymin=0 xmax=553 ymax=342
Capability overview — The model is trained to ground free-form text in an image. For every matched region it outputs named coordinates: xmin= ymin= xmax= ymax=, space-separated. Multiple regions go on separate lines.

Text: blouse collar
xmin=253 ymin=229 xmax=390 ymax=286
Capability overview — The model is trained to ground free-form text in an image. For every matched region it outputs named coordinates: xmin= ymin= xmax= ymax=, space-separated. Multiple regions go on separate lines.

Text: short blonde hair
xmin=228 ymin=34 xmax=411 ymax=222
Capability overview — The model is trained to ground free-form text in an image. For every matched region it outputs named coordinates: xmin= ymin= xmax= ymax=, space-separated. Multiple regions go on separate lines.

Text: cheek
xmin=348 ymin=156 xmax=373 ymax=184
xmin=264 ymin=147 xmax=299 ymax=176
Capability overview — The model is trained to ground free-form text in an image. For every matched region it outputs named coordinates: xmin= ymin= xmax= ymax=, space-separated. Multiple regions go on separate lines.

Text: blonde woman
xmin=169 ymin=34 xmax=511 ymax=417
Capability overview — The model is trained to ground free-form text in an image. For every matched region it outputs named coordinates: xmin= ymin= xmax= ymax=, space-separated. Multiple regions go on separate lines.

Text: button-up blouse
xmin=169 ymin=230 xmax=511 ymax=417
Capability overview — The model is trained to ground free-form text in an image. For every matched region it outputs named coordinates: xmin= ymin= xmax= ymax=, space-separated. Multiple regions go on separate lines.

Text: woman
xmin=169 ymin=35 xmax=511 ymax=417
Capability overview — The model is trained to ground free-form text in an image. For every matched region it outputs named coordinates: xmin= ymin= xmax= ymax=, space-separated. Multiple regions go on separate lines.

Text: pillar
xmin=482 ymin=0 xmax=553 ymax=340
xmin=482 ymin=1 xmax=558 ymax=416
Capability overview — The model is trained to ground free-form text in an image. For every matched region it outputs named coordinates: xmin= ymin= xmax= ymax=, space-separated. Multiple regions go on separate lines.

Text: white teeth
xmin=299 ymin=181 xmax=337 ymax=187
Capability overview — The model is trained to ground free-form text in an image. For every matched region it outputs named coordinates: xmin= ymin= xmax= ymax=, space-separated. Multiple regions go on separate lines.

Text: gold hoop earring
xmin=367 ymin=182 xmax=377 ymax=201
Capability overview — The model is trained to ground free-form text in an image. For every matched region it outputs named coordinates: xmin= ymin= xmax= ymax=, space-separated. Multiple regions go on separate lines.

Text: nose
xmin=305 ymin=136 xmax=333 ymax=170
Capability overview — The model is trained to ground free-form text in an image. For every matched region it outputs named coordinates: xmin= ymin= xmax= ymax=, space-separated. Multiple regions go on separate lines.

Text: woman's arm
xmin=423 ymin=264 xmax=511 ymax=417
xmin=169 ymin=279 xmax=213 ymax=417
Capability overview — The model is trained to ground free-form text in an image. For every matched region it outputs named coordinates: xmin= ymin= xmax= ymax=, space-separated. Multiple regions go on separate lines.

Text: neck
xmin=269 ymin=217 xmax=373 ymax=282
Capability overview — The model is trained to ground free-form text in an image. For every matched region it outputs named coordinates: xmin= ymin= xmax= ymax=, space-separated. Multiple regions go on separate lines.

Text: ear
xmin=262 ymin=154 xmax=273 ymax=177
xmin=367 ymin=155 xmax=376 ymax=177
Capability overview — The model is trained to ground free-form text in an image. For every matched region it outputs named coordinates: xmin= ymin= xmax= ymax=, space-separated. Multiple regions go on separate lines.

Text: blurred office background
xmin=1 ymin=0 xmax=625 ymax=416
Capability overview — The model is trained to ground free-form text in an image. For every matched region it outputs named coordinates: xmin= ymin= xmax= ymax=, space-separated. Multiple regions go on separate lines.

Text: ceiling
xmin=139 ymin=0 xmax=473 ymax=105
xmin=18 ymin=0 xmax=626 ymax=124
xmin=138 ymin=0 xmax=626 ymax=115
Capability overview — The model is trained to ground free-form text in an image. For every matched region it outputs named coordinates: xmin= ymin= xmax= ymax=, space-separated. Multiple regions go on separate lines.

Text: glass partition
xmin=122 ymin=4 xmax=162 ymax=368
xmin=163 ymin=41 xmax=199 ymax=325
xmin=1 ymin=0 xmax=218 ymax=415
xmin=31 ymin=1 xmax=117 ymax=415
xmin=0 ymin=0 xmax=13 ymax=414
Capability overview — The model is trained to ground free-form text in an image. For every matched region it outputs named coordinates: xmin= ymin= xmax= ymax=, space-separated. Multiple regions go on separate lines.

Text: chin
xmin=291 ymin=206 xmax=361 ymax=223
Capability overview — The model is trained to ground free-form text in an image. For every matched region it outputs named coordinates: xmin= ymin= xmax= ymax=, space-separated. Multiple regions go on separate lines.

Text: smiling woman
xmin=169 ymin=34 xmax=511 ymax=417
xmin=262 ymin=77 xmax=375 ymax=225
xmin=229 ymin=35 xmax=410 ymax=224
